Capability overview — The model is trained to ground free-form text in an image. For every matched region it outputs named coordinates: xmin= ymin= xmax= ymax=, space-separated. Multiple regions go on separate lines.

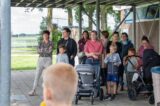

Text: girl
xmin=104 ymin=44 xmax=121 ymax=101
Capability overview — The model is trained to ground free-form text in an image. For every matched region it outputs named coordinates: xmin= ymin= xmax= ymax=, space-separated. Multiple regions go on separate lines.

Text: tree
xmin=74 ymin=4 xmax=95 ymax=31
xmin=100 ymin=6 xmax=120 ymax=31
xmin=47 ymin=8 xmax=53 ymax=37
xmin=67 ymin=8 xmax=73 ymax=27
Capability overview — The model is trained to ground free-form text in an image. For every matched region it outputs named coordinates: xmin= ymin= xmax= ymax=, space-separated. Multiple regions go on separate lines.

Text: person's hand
xmin=106 ymin=53 xmax=112 ymax=57
xmin=70 ymin=55 xmax=74 ymax=59
xmin=113 ymin=63 xmax=119 ymax=66
xmin=40 ymin=48 xmax=43 ymax=52
xmin=90 ymin=53 xmax=95 ymax=56
xmin=93 ymin=55 xmax=99 ymax=59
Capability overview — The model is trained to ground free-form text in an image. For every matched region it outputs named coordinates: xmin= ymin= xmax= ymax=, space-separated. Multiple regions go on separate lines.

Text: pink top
xmin=137 ymin=44 xmax=154 ymax=66
xmin=84 ymin=40 xmax=103 ymax=56
xmin=138 ymin=45 xmax=154 ymax=57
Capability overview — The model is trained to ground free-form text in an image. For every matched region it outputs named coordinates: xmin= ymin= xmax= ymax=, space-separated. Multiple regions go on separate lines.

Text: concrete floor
xmin=11 ymin=71 xmax=153 ymax=106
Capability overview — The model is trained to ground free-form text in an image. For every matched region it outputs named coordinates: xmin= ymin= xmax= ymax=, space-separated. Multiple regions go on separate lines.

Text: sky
xmin=11 ymin=7 xmax=115 ymax=35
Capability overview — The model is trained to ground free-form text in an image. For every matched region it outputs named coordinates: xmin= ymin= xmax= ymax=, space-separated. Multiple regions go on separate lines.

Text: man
xmin=119 ymin=32 xmax=134 ymax=91
xmin=28 ymin=30 xmax=53 ymax=96
xmin=42 ymin=63 xmax=78 ymax=106
xmin=57 ymin=27 xmax=77 ymax=66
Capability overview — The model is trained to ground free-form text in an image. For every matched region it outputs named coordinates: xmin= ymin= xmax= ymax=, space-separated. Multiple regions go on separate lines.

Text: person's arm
xmin=114 ymin=53 xmax=121 ymax=66
xmin=123 ymin=56 xmax=128 ymax=65
xmin=37 ymin=43 xmax=43 ymax=54
xmin=43 ymin=42 xmax=54 ymax=54
xmin=72 ymin=40 xmax=78 ymax=58
xmin=56 ymin=55 xmax=58 ymax=63
xmin=104 ymin=54 xmax=110 ymax=64
xmin=65 ymin=54 xmax=69 ymax=64
xmin=94 ymin=41 xmax=103 ymax=56
xmin=106 ymin=41 xmax=111 ymax=54
xmin=84 ymin=41 xmax=92 ymax=57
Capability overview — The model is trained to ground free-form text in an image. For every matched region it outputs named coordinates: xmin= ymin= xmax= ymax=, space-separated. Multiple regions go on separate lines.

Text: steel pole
xmin=133 ymin=6 xmax=136 ymax=48
xmin=0 ymin=0 xmax=11 ymax=106
xmin=79 ymin=3 xmax=82 ymax=39
xmin=96 ymin=0 xmax=100 ymax=38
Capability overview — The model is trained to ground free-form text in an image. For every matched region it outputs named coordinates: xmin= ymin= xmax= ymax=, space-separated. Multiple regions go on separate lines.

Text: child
xmin=56 ymin=44 xmax=69 ymax=64
xmin=104 ymin=44 xmax=121 ymax=101
xmin=123 ymin=48 xmax=138 ymax=90
xmin=40 ymin=63 xmax=78 ymax=106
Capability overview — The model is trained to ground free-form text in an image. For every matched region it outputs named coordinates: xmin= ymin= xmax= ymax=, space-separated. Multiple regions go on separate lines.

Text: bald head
xmin=43 ymin=63 xmax=78 ymax=105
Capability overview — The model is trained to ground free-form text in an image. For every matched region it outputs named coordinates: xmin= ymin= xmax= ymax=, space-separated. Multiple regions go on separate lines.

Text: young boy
xmin=56 ymin=44 xmax=69 ymax=64
xmin=123 ymin=48 xmax=138 ymax=90
xmin=41 ymin=63 xmax=78 ymax=106
xmin=104 ymin=44 xmax=121 ymax=101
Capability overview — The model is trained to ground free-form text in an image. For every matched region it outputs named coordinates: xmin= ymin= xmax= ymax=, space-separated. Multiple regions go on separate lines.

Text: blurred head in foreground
xmin=42 ymin=63 xmax=78 ymax=106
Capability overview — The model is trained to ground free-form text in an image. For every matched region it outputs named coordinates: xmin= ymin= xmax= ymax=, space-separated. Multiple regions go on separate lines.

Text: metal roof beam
xmin=15 ymin=0 xmax=24 ymax=6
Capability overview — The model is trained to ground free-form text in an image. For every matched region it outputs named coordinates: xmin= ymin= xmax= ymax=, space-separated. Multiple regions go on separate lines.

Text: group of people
xmin=28 ymin=27 xmax=157 ymax=105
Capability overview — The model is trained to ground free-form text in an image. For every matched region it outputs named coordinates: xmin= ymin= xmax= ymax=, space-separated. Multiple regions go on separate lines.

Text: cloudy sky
xmin=11 ymin=7 xmax=115 ymax=34
xmin=11 ymin=8 xmax=69 ymax=34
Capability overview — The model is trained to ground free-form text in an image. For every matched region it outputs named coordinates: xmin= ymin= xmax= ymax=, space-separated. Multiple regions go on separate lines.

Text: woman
xmin=138 ymin=36 xmax=154 ymax=84
xmin=120 ymin=32 xmax=134 ymax=91
xmin=106 ymin=32 xmax=122 ymax=54
xmin=138 ymin=36 xmax=154 ymax=58
xmin=84 ymin=30 xmax=103 ymax=80
xmin=100 ymin=31 xmax=109 ymax=85
xmin=78 ymin=31 xmax=90 ymax=64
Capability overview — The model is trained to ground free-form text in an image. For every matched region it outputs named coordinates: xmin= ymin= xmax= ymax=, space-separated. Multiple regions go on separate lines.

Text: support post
xmin=133 ymin=6 xmax=136 ymax=48
xmin=79 ymin=3 xmax=82 ymax=39
xmin=113 ymin=8 xmax=132 ymax=32
xmin=159 ymin=3 xmax=160 ymax=54
xmin=96 ymin=0 xmax=100 ymax=38
xmin=0 ymin=0 xmax=11 ymax=106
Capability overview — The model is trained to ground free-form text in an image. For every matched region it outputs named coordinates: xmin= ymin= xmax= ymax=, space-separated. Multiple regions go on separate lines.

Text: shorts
xmin=107 ymin=74 xmax=118 ymax=82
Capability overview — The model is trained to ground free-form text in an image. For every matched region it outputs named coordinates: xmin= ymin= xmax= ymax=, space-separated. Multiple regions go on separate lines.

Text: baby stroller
xmin=124 ymin=55 xmax=154 ymax=104
xmin=75 ymin=64 xmax=104 ymax=105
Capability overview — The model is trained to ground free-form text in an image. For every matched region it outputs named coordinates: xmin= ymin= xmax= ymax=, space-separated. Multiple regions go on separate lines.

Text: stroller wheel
xmin=128 ymin=88 xmax=137 ymax=101
xmin=75 ymin=95 xmax=79 ymax=105
xmin=78 ymin=96 xmax=81 ymax=100
xmin=91 ymin=95 xmax=94 ymax=105
xmin=99 ymin=88 xmax=104 ymax=101
xmin=91 ymin=92 xmax=94 ymax=105
xmin=148 ymin=94 xmax=155 ymax=105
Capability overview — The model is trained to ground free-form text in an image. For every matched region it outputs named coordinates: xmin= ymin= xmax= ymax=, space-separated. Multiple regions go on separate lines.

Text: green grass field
xmin=11 ymin=55 xmax=56 ymax=70
xmin=11 ymin=36 xmax=57 ymax=71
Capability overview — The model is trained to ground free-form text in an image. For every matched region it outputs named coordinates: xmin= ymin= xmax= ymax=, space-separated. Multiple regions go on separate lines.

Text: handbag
xmin=78 ymin=52 xmax=85 ymax=58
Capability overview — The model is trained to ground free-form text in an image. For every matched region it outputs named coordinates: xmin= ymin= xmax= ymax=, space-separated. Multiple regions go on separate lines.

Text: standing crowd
xmin=28 ymin=27 xmax=159 ymax=106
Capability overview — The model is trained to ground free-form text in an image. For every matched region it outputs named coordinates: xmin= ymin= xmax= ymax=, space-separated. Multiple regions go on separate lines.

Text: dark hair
xmin=121 ymin=32 xmax=128 ymax=38
xmin=42 ymin=30 xmax=50 ymax=36
xmin=102 ymin=31 xmax=109 ymax=38
xmin=141 ymin=35 xmax=149 ymax=43
xmin=113 ymin=31 xmax=119 ymax=37
xmin=128 ymin=48 xmax=136 ymax=54
xmin=82 ymin=30 xmax=90 ymax=39
xmin=63 ymin=27 xmax=71 ymax=34
xmin=59 ymin=44 xmax=66 ymax=50
xmin=91 ymin=30 xmax=97 ymax=35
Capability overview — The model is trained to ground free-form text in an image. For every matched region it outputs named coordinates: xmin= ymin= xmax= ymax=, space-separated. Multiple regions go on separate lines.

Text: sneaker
xmin=104 ymin=94 xmax=111 ymax=100
xmin=110 ymin=94 xmax=116 ymax=101
xmin=28 ymin=90 xmax=36 ymax=96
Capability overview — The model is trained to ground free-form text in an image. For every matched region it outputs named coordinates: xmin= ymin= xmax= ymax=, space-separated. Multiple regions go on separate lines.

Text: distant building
xmin=119 ymin=3 xmax=160 ymax=53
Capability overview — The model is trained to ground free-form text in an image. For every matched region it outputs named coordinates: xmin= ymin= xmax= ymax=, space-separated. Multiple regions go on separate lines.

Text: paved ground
xmin=11 ymin=71 xmax=153 ymax=106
